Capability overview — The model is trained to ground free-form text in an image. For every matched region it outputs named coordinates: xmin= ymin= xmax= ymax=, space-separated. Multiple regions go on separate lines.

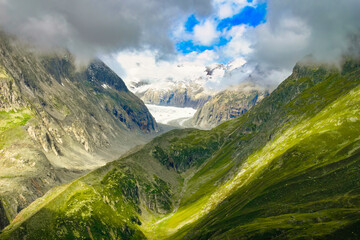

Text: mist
xmin=214 ymin=0 xmax=360 ymax=90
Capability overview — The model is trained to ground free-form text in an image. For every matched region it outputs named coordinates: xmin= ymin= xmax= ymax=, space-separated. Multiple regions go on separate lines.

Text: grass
xmin=169 ymin=70 xmax=360 ymax=239
xmin=0 ymin=66 xmax=11 ymax=79
xmin=0 ymin=109 xmax=32 ymax=149
xmin=0 ymin=110 xmax=32 ymax=131
xmin=138 ymin=63 xmax=360 ymax=238
xmin=1 ymin=171 xmax=147 ymax=239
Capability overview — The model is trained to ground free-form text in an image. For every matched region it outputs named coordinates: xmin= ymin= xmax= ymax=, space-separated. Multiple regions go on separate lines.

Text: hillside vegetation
xmin=1 ymin=59 xmax=360 ymax=239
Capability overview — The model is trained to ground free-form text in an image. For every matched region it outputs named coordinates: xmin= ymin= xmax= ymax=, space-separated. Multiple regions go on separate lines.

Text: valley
xmin=129 ymin=67 xmax=268 ymax=129
xmin=0 ymin=0 xmax=359 ymax=238
xmin=1 ymin=59 xmax=360 ymax=239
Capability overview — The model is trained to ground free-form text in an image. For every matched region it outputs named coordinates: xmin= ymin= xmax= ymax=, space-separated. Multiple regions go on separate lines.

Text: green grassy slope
xmin=0 ymin=127 xmax=190 ymax=239
xmin=1 ymin=59 xmax=360 ymax=239
xmin=173 ymin=63 xmax=360 ymax=239
xmin=150 ymin=61 xmax=360 ymax=238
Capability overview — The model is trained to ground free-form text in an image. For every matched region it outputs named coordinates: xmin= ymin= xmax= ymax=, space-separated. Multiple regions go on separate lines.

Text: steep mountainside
xmin=0 ymin=33 xmax=159 ymax=229
xmin=190 ymin=82 xmax=269 ymax=129
xmin=137 ymin=83 xmax=212 ymax=109
xmin=1 ymin=59 xmax=360 ymax=239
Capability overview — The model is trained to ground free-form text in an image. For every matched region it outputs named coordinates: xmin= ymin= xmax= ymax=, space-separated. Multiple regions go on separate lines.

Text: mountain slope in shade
xmin=1 ymin=59 xmax=360 ymax=239
xmin=0 ymin=32 xmax=159 ymax=229
xmin=190 ymin=82 xmax=269 ymax=129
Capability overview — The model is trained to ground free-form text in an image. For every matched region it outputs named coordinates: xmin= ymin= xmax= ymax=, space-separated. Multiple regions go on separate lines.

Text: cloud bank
xmin=0 ymin=0 xmax=212 ymax=61
xmin=1 ymin=0 xmax=359 ymax=89
xmin=251 ymin=0 xmax=360 ymax=68
xmin=107 ymin=0 xmax=360 ymax=91
xmin=219 ymin=0 xmax=360 ymax=88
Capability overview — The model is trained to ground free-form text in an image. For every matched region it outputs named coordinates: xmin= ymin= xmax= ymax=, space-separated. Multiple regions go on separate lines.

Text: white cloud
xmin=179 ymin=50 xmax=219 ymax=65
xmin=249 ymin=0 xmax=360 ymax=70
xmin=214 ymin=0 xmax=253 ymax=19
xmin=227 ymin=58 xmax=246 ymax=71
xmin=171 ymin=21 xmax=193 ymax=42
xmin=193 ymin=20 xmax=220 ymax=46
xmin=251 ymin=16 xmax=311 ymax=69
xmin=20 ymin=15 xmax=71 ymax=50
xmin=109 ymin=49 xmax=220 ymax=92
xmin=218 ymin=3 xmax=234 ymax=19
xmin=0 ymin=0 xmax=213 ymax=60
xmin=109 ymin=0 xmax=360 ymax=94
xmin=222 ymin=25 xmax=253 ymax=58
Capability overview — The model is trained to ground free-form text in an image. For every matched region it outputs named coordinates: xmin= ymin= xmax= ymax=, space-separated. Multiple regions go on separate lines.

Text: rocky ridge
xmin=0 ymin=32 xmax=159 ymax=229
xmin=128 ymin=63 xmax=240 ymax=109
xmin=190 ymin=82 xmax=269 ymax=129
xmin=137 ymin=82 xmax=212 ymax=109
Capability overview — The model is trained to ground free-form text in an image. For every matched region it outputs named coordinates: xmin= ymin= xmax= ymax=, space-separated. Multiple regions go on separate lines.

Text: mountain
xmin=0 ymin=33 xmax=160 ymax=230
xmin=1 ymin=58 xmax=360 ymax=239
xmin=190 ymin=82 xmax=269 ymax=129
xmin=135 ymin=82 xmax=212 ymax=109
xmin=130 ymin=62 xmax=268 ymax=129
xmin=127 ymin=63 xmax=242 ymax=109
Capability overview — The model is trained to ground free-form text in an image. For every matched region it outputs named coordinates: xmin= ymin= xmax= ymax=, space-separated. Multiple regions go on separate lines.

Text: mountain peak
xmin=86 ymin=60 xmax=129 ymax=92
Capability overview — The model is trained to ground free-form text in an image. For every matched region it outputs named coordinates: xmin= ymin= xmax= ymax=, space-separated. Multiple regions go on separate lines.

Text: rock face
xmin=191 ymin=83 xmax=269 ymax=129
xmin=138 ymin=83 xmax=212 ymax=108
xmin=0 ymin=33 xmax=158 ymax=228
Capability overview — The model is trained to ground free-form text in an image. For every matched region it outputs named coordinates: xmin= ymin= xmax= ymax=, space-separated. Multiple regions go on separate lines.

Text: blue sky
xmin=175 ymin=0 xmax=267 ymax=59
xmin=110 ymin=0 xmax=272 ymax=92
xmin=1 ymin=0 xmax=358 ymax=91
xmin=109 ymin=0 xmax=360 ymax=92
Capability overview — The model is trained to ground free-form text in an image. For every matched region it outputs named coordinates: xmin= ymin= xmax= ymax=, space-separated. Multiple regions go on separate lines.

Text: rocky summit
xmin=190 ymin=82 xmax=269 ymax=129
xmin=2 ymin=58 xmax=360 ymax=239
xmin=0 ymin=32 xmax=160 ymax=230
xmin=137 ymin=83 xmax=212 ymax=109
